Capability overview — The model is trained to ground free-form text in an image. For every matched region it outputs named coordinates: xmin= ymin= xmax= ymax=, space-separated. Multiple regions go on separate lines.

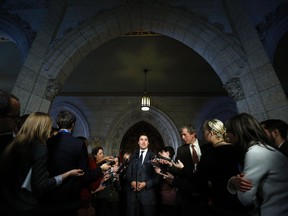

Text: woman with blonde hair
xmin=199 ymin=119 xmax=249 ymax=216
xmin=0 ymin=112 xmax=84 ymax=216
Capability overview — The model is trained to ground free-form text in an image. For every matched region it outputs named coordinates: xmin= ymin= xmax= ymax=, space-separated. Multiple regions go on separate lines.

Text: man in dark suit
xmin=44 ymin=110 xmax=108 ymax=215
xmin=0 ymin=90 xmax=20 ymax=155
xmin=125 ymin=133 xmax=159 ymax=216
xmin=0 ymin=91 xmax=20 ymax=216
xmin=169 ymin=124 xmax=210 ymax=216
xmin=261 ymin=119 xmax=288 ymax=157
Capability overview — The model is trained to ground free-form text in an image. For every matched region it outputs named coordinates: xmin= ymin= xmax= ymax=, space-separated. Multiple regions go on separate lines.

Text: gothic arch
xmin=49 ymin=101 xmax=90 ymax=138
xmin=104 ymin=105 xmax=181 ymax=156
xmin=0 ymin=12 xmax=34 ymax=62
xmin=43 ymin=2 xmax=247 ymax=99
xmin=259 ymin=3 xmax=288 ymax=62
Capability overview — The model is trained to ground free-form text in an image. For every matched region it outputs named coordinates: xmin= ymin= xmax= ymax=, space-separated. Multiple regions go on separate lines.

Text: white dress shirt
xmin=139 ymin=149 xmax=148 ymax=164
xmin=189 ymin=139 xmax=201 ymax=160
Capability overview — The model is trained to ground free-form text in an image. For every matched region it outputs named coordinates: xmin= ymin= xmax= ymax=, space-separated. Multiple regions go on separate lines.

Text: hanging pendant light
xmin=141 ymin=69 xmax=150 ymax=111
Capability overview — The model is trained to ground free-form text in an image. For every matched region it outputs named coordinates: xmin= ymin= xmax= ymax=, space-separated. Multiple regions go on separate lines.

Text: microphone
xmin=116 ymin=159 xmax=130 ymax=174
xmin=150 ymin=154 xmax=172 ymax=162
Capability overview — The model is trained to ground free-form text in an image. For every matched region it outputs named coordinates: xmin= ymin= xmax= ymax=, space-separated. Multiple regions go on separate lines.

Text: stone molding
xmin=224 ymin=78 xmax=245 ymax=102
xmin=45 ymin=79 xmax=62 ymax=101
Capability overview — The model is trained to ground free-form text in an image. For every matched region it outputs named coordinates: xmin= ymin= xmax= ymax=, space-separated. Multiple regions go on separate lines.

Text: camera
xmin=106 ymin=160 xmax=116 ymax=166
xmin=116 ymin=158 xmax=130 ymax=174
xmin=151 ymin=154 xmax=171 ymax=174
xmin=101 ymin=168 xmax=115 ymax=186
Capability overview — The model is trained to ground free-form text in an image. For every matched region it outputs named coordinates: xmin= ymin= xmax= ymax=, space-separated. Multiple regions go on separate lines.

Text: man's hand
xmin=100 ymin=163 xmax=111 ymax=171
xmin=131 ymin=181 xmax=137 ymax=191
xmin=92 ymin=184 xmax=106 ymax=194
xmin=231 ymin=173 xmax=253 ymax=192
xmin=173 ymin=159 xmax=184 ymax=169
xmin=137 ymin=182 xmax=146 ymax=191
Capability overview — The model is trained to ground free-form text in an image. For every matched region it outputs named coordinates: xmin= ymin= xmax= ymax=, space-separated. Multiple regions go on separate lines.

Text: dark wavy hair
xmin=225 ymin=113 xmax=273 ymax=153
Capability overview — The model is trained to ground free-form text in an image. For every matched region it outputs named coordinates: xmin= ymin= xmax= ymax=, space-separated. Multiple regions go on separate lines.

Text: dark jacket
xmin=125 ymin=149 xmax=160 ymax=205
xmin=0 ymin=133 xmax=14 ymax=155
xmin=170 ymin=143 xmax=210 ymax=200
xmin=44 ymin=131 xmax=102 ymax=213
xmin=0 ymin=143 xmax=57 ymax=216
xmin=279 ymin=140 xmax=288 ymax=158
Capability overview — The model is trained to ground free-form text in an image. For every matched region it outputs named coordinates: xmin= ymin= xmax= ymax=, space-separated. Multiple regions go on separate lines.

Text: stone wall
xmin=49 ymin=95 xmax=237 ymax=155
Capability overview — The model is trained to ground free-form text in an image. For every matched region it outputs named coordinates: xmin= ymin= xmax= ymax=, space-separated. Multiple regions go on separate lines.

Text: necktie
xmin=139 ymin=150 xmax=144 ymax=165
xmin=191 ymin=144 xmax=199 ymax=163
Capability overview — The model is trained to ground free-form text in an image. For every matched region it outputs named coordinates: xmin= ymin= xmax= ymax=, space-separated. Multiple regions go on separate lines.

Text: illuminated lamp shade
xmin=141 ymin=69 xmax=150 ymax=111
xmin=141 ymin=95 xmax=150 ymax=111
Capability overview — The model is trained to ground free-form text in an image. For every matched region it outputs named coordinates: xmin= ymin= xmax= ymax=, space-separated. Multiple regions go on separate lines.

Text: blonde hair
xmin=15 ymin=112 xmax=52 ymax=145
xmin=1 ymin=112 xmax=52 ymax=187
xmin=203 ymin=119 xmax=226 ymax=139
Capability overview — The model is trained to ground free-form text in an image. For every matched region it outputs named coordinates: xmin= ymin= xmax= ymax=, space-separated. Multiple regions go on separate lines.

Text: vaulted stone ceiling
xmin=0 ymin=0 xmax=287 ymax=97
xmin=62 ymin=35 xmax=226 ymax=96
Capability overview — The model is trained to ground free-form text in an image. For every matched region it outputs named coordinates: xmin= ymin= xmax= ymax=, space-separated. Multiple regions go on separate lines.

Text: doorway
xmin=120 ymin=121 xmax=164 ymax=157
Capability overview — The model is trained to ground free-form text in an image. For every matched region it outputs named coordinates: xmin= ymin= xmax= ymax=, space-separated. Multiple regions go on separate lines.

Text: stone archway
xmin=44 ymin=3 xmax=246 ymax=87
xmin=104 ymin=105 xmax=181 ymax=156
xmin=49 ymin=101 xmax=90 ymax=138
xmin=0 ymin=12 xmax=33 ymax=62
xmin=12 ymin=2 xmax=288 ymax=121
xmin=40 ymin=3 xmax=246 ymax=109
xmin=120 ymin=121 xmax=165 ymax=157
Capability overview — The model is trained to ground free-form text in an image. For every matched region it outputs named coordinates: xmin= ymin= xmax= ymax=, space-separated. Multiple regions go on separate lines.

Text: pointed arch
xmin=104 ymin=105 xmax=181 ymax=156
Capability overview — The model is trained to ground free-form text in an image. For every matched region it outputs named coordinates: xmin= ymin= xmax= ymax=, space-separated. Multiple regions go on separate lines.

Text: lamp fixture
xmin=141 ymin=69 xmax=151 ymax=111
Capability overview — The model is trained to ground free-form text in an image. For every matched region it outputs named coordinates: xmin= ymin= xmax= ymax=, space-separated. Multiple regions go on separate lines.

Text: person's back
xmin=45 ymin=110 xmax=89 ymax=215
xmin=0 ymin=112 xmax=84 ymax=216
xmin=239 ymin=144 xmax=288 ymax=216
xmin=47 ymin=131 xmax=88 ymax=174
xmin=226 ymin=113 xmax=288 ymax=216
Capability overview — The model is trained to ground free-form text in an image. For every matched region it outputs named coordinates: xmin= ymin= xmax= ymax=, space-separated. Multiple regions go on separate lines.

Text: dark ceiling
xmin=62 ymin=35 xmax=226 ymax=97
xmin=0 ymin=33 xmax=287 ymax=97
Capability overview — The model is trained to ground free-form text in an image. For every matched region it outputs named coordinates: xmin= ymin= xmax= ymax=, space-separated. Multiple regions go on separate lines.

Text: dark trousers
xmin=176 ymin=193 xmax=210 ymax=216
xmin=127 ymin=201 xmax=156 ymax=216
xmin=161 ymin=204 xmax=179 ymax=216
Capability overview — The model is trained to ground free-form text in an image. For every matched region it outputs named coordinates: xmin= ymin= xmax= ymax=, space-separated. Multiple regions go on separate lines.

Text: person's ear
xmin=272 ymin=129 xmax=280 ymax=137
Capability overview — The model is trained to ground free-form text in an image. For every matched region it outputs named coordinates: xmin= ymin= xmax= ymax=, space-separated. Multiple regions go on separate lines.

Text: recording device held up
xmin=150 ymin=154 xmax=172 ymax=174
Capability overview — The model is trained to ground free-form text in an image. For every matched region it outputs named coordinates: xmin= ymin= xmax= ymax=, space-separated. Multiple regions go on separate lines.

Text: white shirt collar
xmin=139 ymin=149 xmax=148 ymax=162
xmin=189 ymin=139 xmax=201 ymax=157
xmin=279 ymin=140 xmax=286 ymax=148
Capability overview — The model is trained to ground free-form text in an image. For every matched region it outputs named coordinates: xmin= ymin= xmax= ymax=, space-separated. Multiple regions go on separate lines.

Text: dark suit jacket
xmin=47 ymin=132 xmax=88 ymax=174
xmin=170 ymin=142 xmax=210 ymax=200
xmin=279 ymin=140 xmax=288 ymax=158
xmin=1 ymin=143 xmax=57 ymax=216
xmin=125 ymin=149 xmax=159 ymax=205
xmin=0 ymin=133 xmax=14 ymax=155
xmin=44 ymin=131 xmax=102 ymax=212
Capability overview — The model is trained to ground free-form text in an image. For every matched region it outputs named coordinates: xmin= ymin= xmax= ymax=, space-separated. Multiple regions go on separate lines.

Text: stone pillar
xmin=12 ymin=0 xmax=67 ymax=114
xmin=224 ymin=0 xmax=288 ymax=121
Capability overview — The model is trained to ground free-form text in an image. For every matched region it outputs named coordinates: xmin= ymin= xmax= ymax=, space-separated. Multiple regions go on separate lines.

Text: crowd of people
xmin=1 ymin=89 xmax=288 ymax=216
